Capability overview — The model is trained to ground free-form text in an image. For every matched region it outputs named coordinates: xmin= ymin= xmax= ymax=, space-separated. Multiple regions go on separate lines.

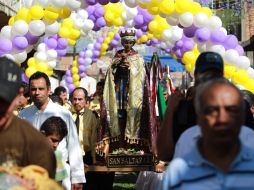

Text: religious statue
xmin=97 ymin=29 xmax=157 ymax=157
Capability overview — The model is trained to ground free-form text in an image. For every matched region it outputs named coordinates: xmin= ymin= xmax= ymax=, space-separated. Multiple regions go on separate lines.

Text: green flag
xmin=157 ymin=81 xmax=167 ymax=125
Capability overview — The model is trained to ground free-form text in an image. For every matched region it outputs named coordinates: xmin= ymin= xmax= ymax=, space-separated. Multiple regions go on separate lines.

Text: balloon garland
xmin=0 ymin=0 xmax=252 ymax=93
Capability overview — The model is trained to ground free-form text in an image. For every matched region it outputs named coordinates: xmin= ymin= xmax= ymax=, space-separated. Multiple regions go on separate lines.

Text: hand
xmin=71 ymin=183 xmax=83 ymax=190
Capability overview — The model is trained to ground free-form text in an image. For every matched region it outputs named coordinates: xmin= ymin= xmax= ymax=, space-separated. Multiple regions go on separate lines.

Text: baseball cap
xmin=194 ymin=52 xmax=224 ymax=75
xmin=0 ymin=57 xmax=22 ymax=103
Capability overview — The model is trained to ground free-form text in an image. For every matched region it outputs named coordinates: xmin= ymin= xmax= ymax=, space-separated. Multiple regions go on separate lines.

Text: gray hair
xmin=194 ymin=78 xmax=245 ymax=116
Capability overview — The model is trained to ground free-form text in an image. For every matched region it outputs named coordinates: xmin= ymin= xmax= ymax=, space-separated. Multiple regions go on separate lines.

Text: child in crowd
xmin=40 ymin=116 xmax=68 ymax=183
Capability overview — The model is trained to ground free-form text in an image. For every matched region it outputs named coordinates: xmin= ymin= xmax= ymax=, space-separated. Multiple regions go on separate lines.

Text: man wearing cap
xmin=157 ymin=52 xmax=225 ymax=162
xmin=0 ymin=57 xmax=56 ymax=178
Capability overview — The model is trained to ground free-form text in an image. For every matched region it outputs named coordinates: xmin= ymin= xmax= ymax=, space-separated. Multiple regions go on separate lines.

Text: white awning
xmin=0 ymin=0 xmax=17 ymax=16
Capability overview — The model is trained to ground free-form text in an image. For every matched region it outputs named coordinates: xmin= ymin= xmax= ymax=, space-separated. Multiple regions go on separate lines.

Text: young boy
xmin=40 ymin=116 xmax=68 ymax=182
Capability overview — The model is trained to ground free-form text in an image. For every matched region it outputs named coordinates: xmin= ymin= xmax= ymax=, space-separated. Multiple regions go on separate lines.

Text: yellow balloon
xmin=148 ymin=20 xmax=158 ymax=33
xmin=182 ymin=51 xmax=196 ymax=65
xmin=16 ymin=8 xmax=31 ymax=23
xmin=59 ymin=27 xmax=70 ymax=38
xmin=72 ymin=74 xmax=80 ymax=82
xmin=27 ymin=58 xmax=36 ymax=67
xmin=104 ymin=37 xmax=111 ymax=44
xmin=44 ymin=7 xmax=59 ymax=22
xmin=59 ymin=6 xmax=71 ymax=19
xmin=29 ymin=5 xmax=44 ymax=20
xmin=101 ymin=43 xmax=108 ymax=51
xmin=25 ymin=66 xmax=37 ymax=78
xmin=113 ymin=17 xmax=123 ymax=26
xmin=232 ymin=69 xmax=249 ymax=84
xmin=37 ymin=61 xmax=49 ymax=72
xmin=138 ymin=2 xmax=148 ymax=9
xmin=72 ymin=60 xmax=78 ymax=67
xmin=224 ymin=64 xmax=236 ymax=79
xmin=8 ymin=16 xmax=15 ymax=26
xmin=148 ymin=6 xmax=160 ymax=15
xmin=175 ymin=0 xmax=191 ymax=14
xmin=107 ymin=32 xmax=114 ymax=39
xmin=70 ymin=29 xmax=81 ymax=40
xmin=185 ymin=63 xmax=194 ymax=73
xmin=104 ymin=12 xmax=114 ymax=22
xmin=244 ymin=79 xmax=254 ymax=93
xmin=71 ymin=67 xmax=79 ymax=74
xmin=189 ymin=2 xmax=201 ymax=15
xmin=147 ymin=33 xmax=153 ymax=39
xmin=140 ymin=35 xmax=148 ymax=43
xmin=74 ymin=81 xmax=80 ymax=87
xmin=200 ymin=7 xmax=213 ymax=17
xmin=159 ymin=0 xmax=175 ymax=15
xmin=68 ymin=39 xmax=76 ymax=46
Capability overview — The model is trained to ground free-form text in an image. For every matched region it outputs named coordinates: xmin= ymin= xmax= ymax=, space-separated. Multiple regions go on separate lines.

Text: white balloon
xmin=193 ymin=13 xmax=208 ymax=28
xmin=179 ymin=12 xmax=193 ymax=27
xmin=37 ymin=43 xmax=47 ymax=52
xmin=13 ymin=20 xmax=29 ymax=36
xmin=197 ymin=43 xmax=207 ymax=52
xmin=84 ymin=57 xmax=92 ymax=65
xmin=224 ymin=49 xmax=239 ymax=65
xmin=208 ymin=44 xmax=226 ymax=57
xmin=47 ymin=49 xmax=58 ymax=59
xmin=166 ymin=41 xmax=174 ymax=48
xmin=82 ymin=19 xmax=94 ymax=32
xmin=160 ymin=42 xmax=167 ymax=49
xmin=74 ymin=18 xmax=85 ymax=29
xmin=219 ymin=27 xmax=227 ymax=35
xmin=171 ymin=26 xmax=183 ymax=42
xmin=13 ymin=51 xmax=27 ymax=64
xmin=124 ymin=0 xmax=137 ymax=8
xmin=208 ymin=16 xmax=222 ymax=31
xmin=126 ymin=7 xmax=138 ymax=19
xmin=51 ymin=0 xmax=66 ymax=8
xmin=26 ymin=45 xmax=34 ymax=53
xmin=125 ymin=20 xmax=134 ymax=27
xmin=77 ymin=9 xmax=88 ymax=20
xmin=66 ymin=0 xmax=81 ymax=10
xmin=29 ymin=20 xmax=46 ymax=36
xmin=45 ymin=21 xmax=59 ymax=35
xmin=237 ymin=56 xmax=250 ymax=69
xmin=166 ymin=15 xmax=178 ymax=26
xmin=47 ymin=60 xmax=57 ymax=68
xmin=35 ymin=51 xmax=47 ymax=62
xmin=161 ymin=29 xmax=172 ymax=41
xmin=3 ymin=54 xmax=15 ymax=61
xmin=247 ymin=67 xmax=254 ymax=79
xmin=70 ymin=12 xmax=77 ymax=20
xmin=87 ymin=44 xmax=94 ymax=51
xmin=1 ymin=26 xmax=12 ymax=39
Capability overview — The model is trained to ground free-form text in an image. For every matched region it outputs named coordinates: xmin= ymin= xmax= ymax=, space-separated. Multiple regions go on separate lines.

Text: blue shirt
xmin=163 ymin=142 xmax=254 ymax=190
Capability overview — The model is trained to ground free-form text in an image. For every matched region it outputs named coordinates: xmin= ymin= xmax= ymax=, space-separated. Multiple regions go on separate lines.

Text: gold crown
xmin=120 ymin=30 xmax=135 ymax=37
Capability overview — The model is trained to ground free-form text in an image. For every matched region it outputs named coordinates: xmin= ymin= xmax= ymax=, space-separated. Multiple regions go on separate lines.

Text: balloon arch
xmin=1 ymin=0 xmax=254 ymax=93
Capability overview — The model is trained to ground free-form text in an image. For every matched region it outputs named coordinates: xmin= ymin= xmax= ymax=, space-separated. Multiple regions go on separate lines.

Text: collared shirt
xmin=163 ymin=142 xmax=254 ymax=190
xmin=174 ymin=125 xmax=254 ymax=158
xmin=72 ymin=108 xmax=98 ymax=163
xmin=18 ymin=99 xmax=86 ymax=184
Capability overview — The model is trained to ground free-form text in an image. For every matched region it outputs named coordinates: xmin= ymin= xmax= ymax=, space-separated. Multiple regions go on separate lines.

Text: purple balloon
xmin=78 ymin=65 xmax=86 ymax=72
xmin=56 ymin=49 xmax=67 ymax=56
xmin=93 ymin=50 xmax=100 ymax=57
xmin=13 ymin=36 xmax=28 ymax=50
xmin=182 ymin=40 xmax=194 ymax=52
xmin=109 ymin=40 xmax=119 ymax=46
xmin=95 ymin=17 xmax=106 ymax=28
xmin=0 ymin=39 xmax=12 ymax=53
xmin=113 ymin=33 xmax=120 ymax=41
xmin=85 ymin=0 xmax=97 ymax=5
xmin=79 ymin=51 xmax=86 ymax=58
xmin=46 ymin=38 xmax=58 ymax=49
xmin=86 ymin=5 xmax=95 ymax=15
xmin=25 ymin=32 xmax=39 ymax=45
xmin=66 ymin=76 xmax=73 ymax=83
xmin=235 ymin=45 xmax=244 ymax=56
xmin=175 ymin=40 xmax=183 ymax=48
xmin=65 ymin=70 xmax=72 ymax=77
xmin=141 ymin=25 xmax=148 ymax=32
xmin=94 ymin=6 xmax=104 ymax=18
xmin=79 ymin=72 xmax=86 ymax=78
xmin=78 ymin=57 xmax=85 ymax=65
xmin=183 ymin=25 xmax=198 ymax=38
xmin=98 ymin=0 xmax=109 ymax=5
xmin=151 ymin=38 xmax=159 ymax=44
xmin=135 ymin=30 xmax=143 ymax=38
xmin=109 ymin=0 xmax=119 ymax=2
xmin=94 ymin=42 xmax=102 ymax=50
xmin=97 ymin=37 xmax=104 ymax=43
xmin=134 ymin=15 xmax=144 ymax=26
xmin=57 ymin=38 xmax=68 ymax=49
xmin=51 ymin=34 xmax=59 ymax=40
xmin=223 ymin=34 xmax=238 ymax=50
xmin=175 ymin=49 xmax=183 ymax=58
xmin=67 ymin=84 xmax=75 ymax=93
xmin=21 ymin=73 xmax=29 ymax=83
xmin=195 ymin=28 xmax=210 ymax=43
xmin=210 ymin=30 xmax=226 ymax=44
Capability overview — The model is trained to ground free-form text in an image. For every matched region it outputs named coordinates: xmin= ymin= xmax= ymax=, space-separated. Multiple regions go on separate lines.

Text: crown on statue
xmin=120 ymin=29 xmax=136 ymax=38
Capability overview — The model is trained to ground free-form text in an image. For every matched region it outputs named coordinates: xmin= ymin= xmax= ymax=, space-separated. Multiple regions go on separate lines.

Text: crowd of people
xmin=0 ymin=28 xmax=254 ymax=190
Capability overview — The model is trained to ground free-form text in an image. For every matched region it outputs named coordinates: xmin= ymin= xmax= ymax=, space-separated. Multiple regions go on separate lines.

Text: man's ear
xmin=40 ymin=130 xmax=46 ymax=136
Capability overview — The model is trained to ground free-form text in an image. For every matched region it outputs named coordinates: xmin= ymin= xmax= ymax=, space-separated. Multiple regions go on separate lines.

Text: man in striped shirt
xmin=162 ymin=78 xmax=254 ymax=190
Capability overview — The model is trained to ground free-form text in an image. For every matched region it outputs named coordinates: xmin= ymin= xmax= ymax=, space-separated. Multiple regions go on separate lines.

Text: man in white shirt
xmin=19 ymin=72 xmax=85 ymax=190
